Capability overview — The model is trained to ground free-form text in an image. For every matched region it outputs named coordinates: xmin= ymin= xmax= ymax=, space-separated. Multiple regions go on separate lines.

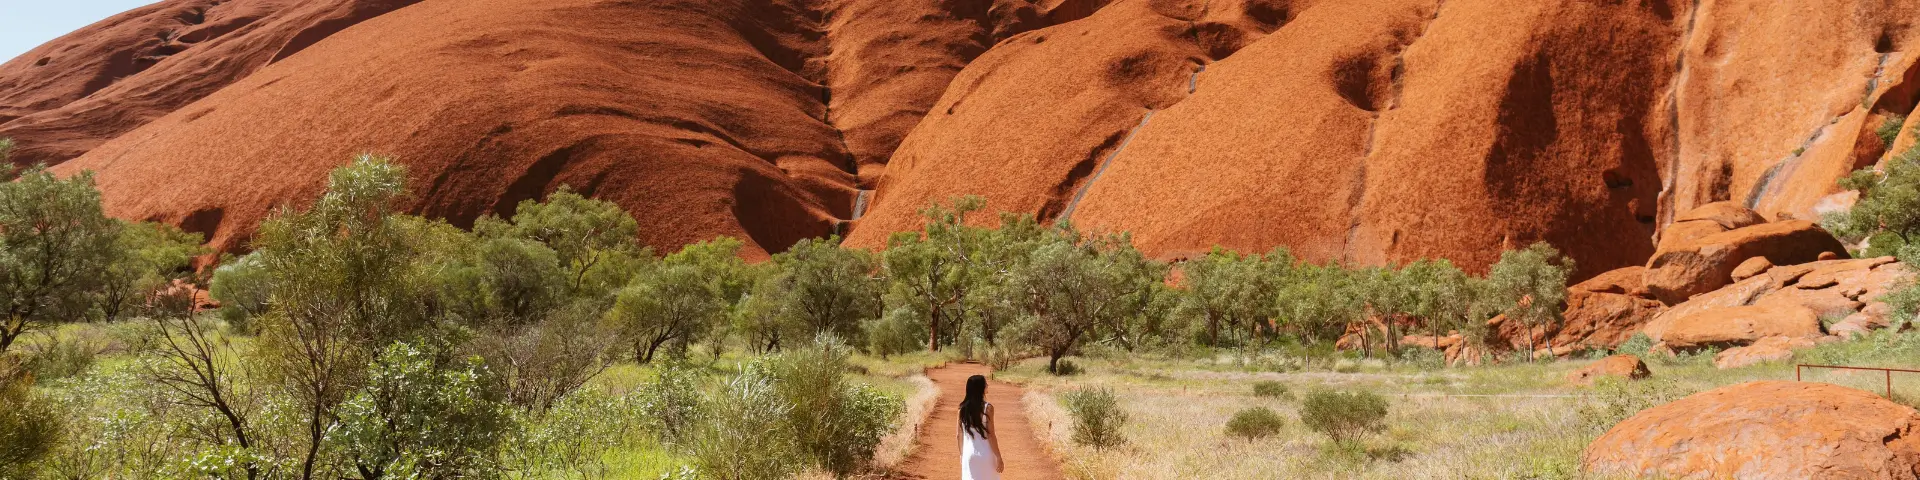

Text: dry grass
xmin=993 ymin=341 xmax=1920 ymax=480
xmin=874 ymin=374 xmax=940 ymax=470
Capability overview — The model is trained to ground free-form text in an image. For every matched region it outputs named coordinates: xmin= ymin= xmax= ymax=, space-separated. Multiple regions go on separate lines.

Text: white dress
xmin=961 ymin=403 xmax=1000 ymax=480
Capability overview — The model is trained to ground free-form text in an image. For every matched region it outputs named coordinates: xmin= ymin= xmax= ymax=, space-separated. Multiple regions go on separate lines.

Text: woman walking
xmin=958 ymin=374 xmax=1004 ymax=480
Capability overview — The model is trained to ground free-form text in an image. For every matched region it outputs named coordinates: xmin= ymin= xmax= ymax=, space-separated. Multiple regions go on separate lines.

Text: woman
xmin=958 ymin=374 xmax=1004 ymax=479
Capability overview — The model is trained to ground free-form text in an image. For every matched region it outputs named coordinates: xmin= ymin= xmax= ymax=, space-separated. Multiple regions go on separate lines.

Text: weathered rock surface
xmin=1730 ymin=256 xmax=1773 ymax=282
xmin=1566 ymin=354 xmax=1651 ymax=386
xmin=0 ymin=0 xmax=423 ymax=166
xmin=1645 ymin=257 xmax=1910 ymax=344
xmin=1584 ymin=381 xmax=1920 ymax=479
xmin=1651 ymin=304 xmax=1820 ymax=350
xmin=1643 ymin=215 xmax=1849 ymax=305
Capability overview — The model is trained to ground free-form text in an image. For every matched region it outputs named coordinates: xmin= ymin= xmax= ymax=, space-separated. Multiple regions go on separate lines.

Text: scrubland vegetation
xmin=3 ymin=133 xmax=1920 ymax=480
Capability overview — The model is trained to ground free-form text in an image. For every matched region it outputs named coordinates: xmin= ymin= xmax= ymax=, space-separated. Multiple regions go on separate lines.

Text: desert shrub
xmin=1299 ymin=389 xmax=1389 ymax=442
xmin=0 ymin=166 xmax=121 ymax=354
xmin=1576 ymin=377 xmax=1691 ymax=430
xmin=763 ymin=342 xmax=902 ymax=476
xmin=332 ymin=342 xmax=512 ymax=479
xmin=863 ymin=308 xmax=926 ymax=358
xmin=639 ymin=362 xmax=706 ymax=445
xmin=1051 ymin=358 xmax=1083 ymax=376
xmin=1224 ymin=406 xmax=1285 ymax=440
xmin=1251 ymin=380 xmax=1291 ymax=399
xmin=688 ymin=367 xmax=799 ymax=480
xmin=1614 ymin=333 xmax=1655 ymax=357
xmin=502 ymin=387 xmax=643 ymax=478
xmin=1059 ymin=387 xmax=1127 ymax=448
xmin=1880 ymin=113 xmax=1909 ymax=147
xmin=22 ymin=333 xmax=98 ymax=381
xmin=0 ymin=358 xmax=62 ymax=478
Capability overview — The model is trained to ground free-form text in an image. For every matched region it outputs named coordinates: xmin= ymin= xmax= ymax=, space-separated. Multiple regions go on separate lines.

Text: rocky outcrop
xmin=1584 ymin=381 xmax=1920 ymax=479
xmin=1644 ymin=257 xmax=1910 ymax=347
xmin=1642 ymin=205 xmax=1849 ymax=305
xmin=1649 ymin=304 xmax=1821 ymax=350
xmin=1566 ymin=354 xmax=1650 ymax=386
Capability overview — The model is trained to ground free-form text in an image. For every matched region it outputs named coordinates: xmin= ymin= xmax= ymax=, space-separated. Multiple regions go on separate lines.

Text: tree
xmin=332 ymin=342 xmax=510 ymax=480
xmin=882 ymin=196 xmax=986 ymax=352
xmin=475 ymin=186 xmax=643 ymax=297
xmin=240 ymin=154 xmax=439 ymax=479
xmin=1175 ymin=247 xmax=1293 ymax=347
xmin=96 ymin=221 xmax=205 ymax=322
xmin=762 ymin=237 xmax=881 ymax=345
xmin=1827 ymin=145 xmax=1920 ymax=256
xmin=608 ymin=238 xmax=746 ymax=363
xmin=1008 ymin=228 xmax=1160 ymax=374
xmin=465 ymin=300 xmax=616 ymax=412
xmin=1486 ymin=242 xmax=1575 ymax=361
xmin=144 ymin=267 xmax=263 ymax=479
xmin=1399 ymin=259 xmax=1481 ymax=352
xmin=1274 ymin=264 xmax=1361 ymax=346
xmin=0 ymin=166 xmax=121 ymax=352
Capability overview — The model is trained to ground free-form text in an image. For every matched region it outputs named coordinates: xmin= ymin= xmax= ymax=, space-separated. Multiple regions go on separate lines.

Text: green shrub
xmin=688 ymin=367 xmax=799 ymax=480
xmin=1614 ymin=333 xmax=1654 ymax=357
xmin=1052 ymin=358 xmax=1083 ymax=376
xmin=1880 ymin=113 xmax=1909 ymax=147
xmin=763 ymin=342 xmax=902 ymax=476
xmin=23 ymin=334 xmax=98 ymax=381
xmin=1299 ymin=389 xmax=1389 ymax=442
xmin=1224 ymin=406 xmax=1285 ymax=440
xmin=332 ymin=342 xmax=512 ymax=479
xmin=502 ymin=387 xmax=642 ymax=478
xmin=0 ymin=358 xmax=62 ymax=479
xmin=1059 ymin=387 xmax=1127 ymax=448
xmin=1251 ymin=380 xmax=1291 ymax=399
xmin=639 ymin=361 xmax=706 ymax=445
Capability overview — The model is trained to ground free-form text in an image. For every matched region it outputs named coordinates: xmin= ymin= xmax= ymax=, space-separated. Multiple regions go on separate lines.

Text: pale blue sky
xmin=0 ymin=1 xmax=159 ymax=64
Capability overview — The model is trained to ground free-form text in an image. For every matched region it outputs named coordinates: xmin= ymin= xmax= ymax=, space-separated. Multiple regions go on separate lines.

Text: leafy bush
xmin=1059 ymin=387 xmax=1127 ymax=448
xmin=1224 ymin=406 xmax=1285 ymax=440
xmin=1252 ymin=380 xmax=1291 ymax=399
xmin=763 ymin=342 xmax=901 ymax=476
xmin=639 ymin=362 xmax=706 ymax=445
xmin=1052 ymin=358 xmax=1083 ymax=376
xmin=863 ymin=308 xmax=926 ymax=358
xmin=1614 ymin=333 xmax=1655 ymax=357
xmin=23 ymin=334 xmax=98 ymax=381
xmin=0 ymin=358 xmax=62 ymax=478
xmin=502 ymin=387 xmax=642 ymax=478
xmin=1880 ymin=113 xmax=1909 ymax=147
xmin=688 ymin=367 xmax=799 ymax=480
xmin=332 ymin=342 xmax=512 ymax=479
xmin=1299 ymin=389 xmax=1389 ymax=442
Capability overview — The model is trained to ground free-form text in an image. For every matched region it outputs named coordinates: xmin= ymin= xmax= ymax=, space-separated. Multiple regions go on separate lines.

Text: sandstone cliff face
xmin=10 ymin=0 xmax=1920 ymax=267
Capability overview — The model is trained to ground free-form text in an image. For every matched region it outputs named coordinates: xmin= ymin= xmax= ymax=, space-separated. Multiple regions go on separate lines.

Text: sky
xmin=0 ymin=0 xmax=159 ymax=64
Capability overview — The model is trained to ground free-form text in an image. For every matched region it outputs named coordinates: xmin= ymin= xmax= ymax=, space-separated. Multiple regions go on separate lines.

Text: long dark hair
xmin=959 ymin=375 xmax=990 ymax=437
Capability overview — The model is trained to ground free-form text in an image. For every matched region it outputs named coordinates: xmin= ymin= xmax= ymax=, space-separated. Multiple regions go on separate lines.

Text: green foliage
xmin=501 ymin=387 xmax=644 ymax=479
xmin=1175 ymin=247 xmax=1293 ymax=347
xmin=1880 ymin=113 xmax=1909 ymax=147
xmin=1614 ymin=333 xmax=1655 ymax=357
xmin=1828 ymin=145 xmax=1920 ymax=252
xmin=688 ymin=367 xmax=799 ymax=480
xmin=0 ymin=166 xmax=121 ymax=353
xmin=1010 ymin=228 xmax=1162 ymax=374
xmin=333 ymin=342 xmax=511 ymax=479
xmin=608 ymin=239 xmax=746 ymax=364
xmin=209 ymin=255 xmax=272 ymax=330
xmin=862 ymin=308 xmax=927 ymax=358
xmin=762 ymin=341 xmax=901 ymax=476
xmin=1486 ymin=242 xmax=1575 ymax=359
xmin=476 ymin=186 xmax=645 ymax=297
xmin=466 ymin=300 xmax=617 ymax=411
xmin=758 ymin=237 xmax=882 ymax=348
xmin=0 ymin=137 xmax=13 ymax=164
xmin=1059 ymin=387 xmax=1128 ymax=448
xmin=1251 ymin=380 xmax=1291 ymax=399
xmin=0 ymin=359 xmax=62 ymax=478
xmin=880 ymin=196 xmax=991 ymax=353
xmin=1299 ymin=390 xmax=1390 ymax=442
xmin=1224 ymin=406 xmax=1286 ymax=440
xmin=95 ymin=221 xmax=205 ymax=322
xmin=22 ymin=333 xmax=99 ymax=381
xmin=638 ymin=362 xmax=706 ymax=445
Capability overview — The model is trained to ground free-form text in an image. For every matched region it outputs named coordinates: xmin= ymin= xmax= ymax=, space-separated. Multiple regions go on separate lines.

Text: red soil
xmin=897 ymin=363 xmax=1062 ymax=480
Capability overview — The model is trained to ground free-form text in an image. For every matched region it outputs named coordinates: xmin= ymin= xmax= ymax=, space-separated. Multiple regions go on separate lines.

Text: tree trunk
xmin=927 ymin=310 xmax=942 ymax=352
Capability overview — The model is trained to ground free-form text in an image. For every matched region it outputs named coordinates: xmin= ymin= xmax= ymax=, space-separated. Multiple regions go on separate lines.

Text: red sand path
xmin=897 ymin=363 xmax=1063 ymax=480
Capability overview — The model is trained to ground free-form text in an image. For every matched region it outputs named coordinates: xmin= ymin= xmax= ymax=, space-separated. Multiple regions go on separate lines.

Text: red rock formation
xmin=1650 ymin=304 xmax=1821 ymax=350
xmin=1643 ymin=216 xmax=1849 ymax=304
xmin=1565 ymin=354 xmax=1651 ymax=387
xmin=0 ymin=0 xmax=423 ymax=166
xmin=1584 ymin=381 xmax=1920 ymax=479
xmin=1712 ymin=335 xmax=1820 ymax=369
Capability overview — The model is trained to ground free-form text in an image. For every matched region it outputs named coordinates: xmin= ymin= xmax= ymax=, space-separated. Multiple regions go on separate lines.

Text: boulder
xmin=1643 ymin=218 xmax=1850 ymax=305
xmin=1566 ymin=354 xmax=1651 ymax=386
xmin=1584 ymin=381 xmax=1920 ymax=479
xmin=1730 ymin=256 xmax=1773 ymax=282
xmin=1672 ymin=201 xmax=1769 ymax=230
xmin=1556 ymin=288 xmax=1666 ymax=349
xmin=1712 ymin=336 xmax=1818 ymax=369
xmin=1651 ymin=304 xmax=1821 ymax=350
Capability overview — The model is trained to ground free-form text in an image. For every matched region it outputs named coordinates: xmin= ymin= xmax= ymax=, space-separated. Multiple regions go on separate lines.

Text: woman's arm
xmin=986 ymin=404 xmax=1005 ymax=472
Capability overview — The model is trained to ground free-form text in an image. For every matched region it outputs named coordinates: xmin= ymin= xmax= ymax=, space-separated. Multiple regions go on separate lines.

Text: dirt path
xmin=896 ymin=363 xmax=1063 ymax=480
